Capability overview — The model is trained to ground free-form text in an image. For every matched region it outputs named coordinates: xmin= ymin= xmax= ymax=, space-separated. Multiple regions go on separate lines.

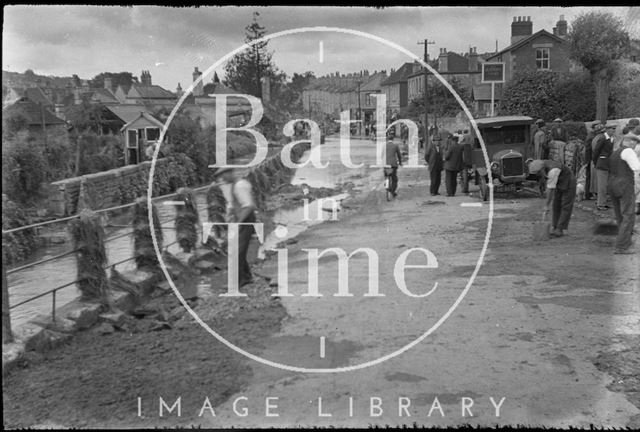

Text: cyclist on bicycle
xmin=384 ymin=130 xmax=403 ymax=197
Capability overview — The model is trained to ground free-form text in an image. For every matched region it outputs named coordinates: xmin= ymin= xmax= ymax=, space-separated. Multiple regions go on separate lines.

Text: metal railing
xmin=3 ymin=184 xmax=210 ymax=323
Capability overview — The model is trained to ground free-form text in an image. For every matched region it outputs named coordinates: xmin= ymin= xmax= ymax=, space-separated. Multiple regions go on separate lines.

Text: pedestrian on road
xmin=592 ymin=123 xmax=615 ymax=211
xmin=607 ymin=130 xmax=640 ymax=254
xmin=425 ymin=132 xmax=444 ymax=196
xmin=459 ymin=129 xmax=474 ymax=194
xmin=550 ymin=118 xmax=568 ymax=143
xmin=383 ymin=132 xmax=403 ymax=197
xmin=528 ymin=159 xmax=577 ymax=238
xmin=533 ymin=119 xmax=550 ymax=160
xmin=584 ymin=123 xmax=597 ymax=200
xmin=443 ymin=134 xmax=464 ymax=197
xmin=213 ymin=167 xmax=257 ymax=288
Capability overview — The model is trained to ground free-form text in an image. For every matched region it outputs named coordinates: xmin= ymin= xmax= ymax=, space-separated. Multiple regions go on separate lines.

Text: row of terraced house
xmin=302 ymin=14 xmax=577 ymax=121
xmin=2 ymin=67 xmax=275 ymax=165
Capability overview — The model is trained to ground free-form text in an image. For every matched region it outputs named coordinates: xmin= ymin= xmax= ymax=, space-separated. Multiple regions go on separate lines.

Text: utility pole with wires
xmin=418 ymin=39 xmax=435 ymax=145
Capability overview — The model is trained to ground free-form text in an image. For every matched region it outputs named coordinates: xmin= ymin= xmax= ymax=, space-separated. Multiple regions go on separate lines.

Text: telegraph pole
xmin=418 ymin=39 xmax=435 ymax=145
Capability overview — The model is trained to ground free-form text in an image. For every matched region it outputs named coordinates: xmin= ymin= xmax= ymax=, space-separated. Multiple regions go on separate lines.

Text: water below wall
xmin=7 ymin=136 xmax=386 ymax=329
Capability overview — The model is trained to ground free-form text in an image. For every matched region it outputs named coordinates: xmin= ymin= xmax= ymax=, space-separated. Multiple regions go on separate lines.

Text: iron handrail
xmin=6 ymin=215 xmax=179 ymax=276
xmin=9 ymin=239 xmax=181 ymax=313
xmin=2 ymin=183 xmax=211 ymax=235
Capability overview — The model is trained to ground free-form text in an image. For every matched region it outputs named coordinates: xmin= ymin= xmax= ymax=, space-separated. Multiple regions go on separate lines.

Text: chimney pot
xmin=560 ymin=14 xmax=564 ymax=20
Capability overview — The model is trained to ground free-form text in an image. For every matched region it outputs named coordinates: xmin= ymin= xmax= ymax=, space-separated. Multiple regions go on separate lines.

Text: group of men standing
xmin=424 ymin=129 xmax=473 ymax=197
xmin=420 ymin=117 xmax=640 ymax=255
xmin=529 ymin=117 xmax=640 ymax=254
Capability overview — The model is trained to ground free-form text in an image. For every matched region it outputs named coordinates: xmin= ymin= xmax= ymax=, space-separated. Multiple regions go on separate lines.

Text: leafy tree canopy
xmin=223 ymin=12 xmax=279 ymax=98
xmin=89 ymin=71 xmax=138 ymax=90
xmin=568 ymin=11 xmax=630 ymax=74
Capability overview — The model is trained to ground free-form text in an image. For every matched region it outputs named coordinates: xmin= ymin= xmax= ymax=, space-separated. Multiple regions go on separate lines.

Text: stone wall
xmin=47 ymin=159 xmax=170 ymax=217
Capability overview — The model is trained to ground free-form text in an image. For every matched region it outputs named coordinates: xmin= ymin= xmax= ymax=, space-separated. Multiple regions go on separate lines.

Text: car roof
xmin=474 ymin=116 xmax=534 ymax=128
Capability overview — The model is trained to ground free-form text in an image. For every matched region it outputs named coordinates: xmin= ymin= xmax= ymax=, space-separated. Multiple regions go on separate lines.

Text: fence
xmin=2 ymin=184 xmax=211 ymax=340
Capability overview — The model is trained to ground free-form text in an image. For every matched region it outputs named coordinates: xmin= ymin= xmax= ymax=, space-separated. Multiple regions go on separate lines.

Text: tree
xmin=499 ymin=70 xmax=596 ymax=121
xmin=568 ymin=12 xmax=630 ymax=122
xmin=499 ymin=70 xmax=562 ymax=119
xmin=223 ymin=12 xmax=278 ymax=97
xmin=609 ymin=61 xmax=640 ymax=118
xmin=405 ymin=77 xmax=472 ymax=119
xmin=1 ymin=136 xmax=48 ymax=204
xmin=89 ymin=72 xmax=137 ymax=90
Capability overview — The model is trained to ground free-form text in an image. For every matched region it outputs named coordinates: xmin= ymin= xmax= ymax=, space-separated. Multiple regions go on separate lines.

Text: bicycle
xmin=383 ymin=167 xmax=395 ymax=201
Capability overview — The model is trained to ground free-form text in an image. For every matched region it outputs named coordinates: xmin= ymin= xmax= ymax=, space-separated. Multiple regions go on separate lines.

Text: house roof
xmin=6 ymin=86 xmax=53 ymax=107
xmin=472 ymin=84 xmax=503 ymax=101
xmin=381 ymin=63 xmax=419 ymax=86
xmin=3 ymin=99 xmax=66 ymax=126
xmin=359 ymin=72 xmax=388 ymax=92
xmin=128 ymin=84 xmax=176 ymax=100
xmin=92 ymin=88 xmax=119 ymax=103
xmin=120 ymin=111 xmax=164 ymax=131
xmin=106 ymin=104 xmax=155 ymax=124
xmin=486 ymin=30 xmax=564 ymax=61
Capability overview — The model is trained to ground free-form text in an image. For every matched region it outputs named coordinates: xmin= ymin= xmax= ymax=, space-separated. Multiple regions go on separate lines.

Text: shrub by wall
xmin=2 ymin=195 xmax=37 ymax=265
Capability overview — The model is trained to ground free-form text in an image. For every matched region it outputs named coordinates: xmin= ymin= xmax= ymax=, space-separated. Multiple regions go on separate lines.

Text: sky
xmin=3 ymin=6 xmax=639 ymax=91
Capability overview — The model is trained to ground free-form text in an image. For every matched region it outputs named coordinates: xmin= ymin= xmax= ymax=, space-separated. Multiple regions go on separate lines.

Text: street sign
xmin=482 ymin=62 xmax=505 ymax=83
xmin=481 ymin=63 xmax=504 ymax=117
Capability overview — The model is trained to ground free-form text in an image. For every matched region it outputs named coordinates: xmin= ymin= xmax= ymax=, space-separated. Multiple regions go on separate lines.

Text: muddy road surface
xmin=3 ymin=137 xmax=639 ymax=428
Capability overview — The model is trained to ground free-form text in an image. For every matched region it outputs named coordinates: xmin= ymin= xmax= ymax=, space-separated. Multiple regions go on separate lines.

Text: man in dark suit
xmin=583 ymin=124 xmax=596 ymax=200
xmin=592 ymin=123 xmax=614 ymax=210
xmin=424 ymin=133 xmax=444 ymax=196
xmin=459 ymin=130 xmax=474 ymax=194
xmin=444 ymin=134 xmax=465 ymax=196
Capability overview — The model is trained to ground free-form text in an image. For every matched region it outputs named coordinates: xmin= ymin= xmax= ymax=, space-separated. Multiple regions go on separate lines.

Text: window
xmin=146 ymin=127 xmax=160 ymax=141
xmin=127 ymin=130 xmax=138 ymax=148
xmin=536 ymin=48 xmax=550 ymax=70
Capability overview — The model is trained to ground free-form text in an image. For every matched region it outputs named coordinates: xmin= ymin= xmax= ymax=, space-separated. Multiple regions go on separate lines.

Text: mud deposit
xmin=2 ymin=275 xmax=286 ymax=429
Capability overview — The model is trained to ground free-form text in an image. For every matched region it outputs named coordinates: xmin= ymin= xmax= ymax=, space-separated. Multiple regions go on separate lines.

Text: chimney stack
xmin=140 ymin=70 xmax=152 ymax=86
xmin=511 ymin=15 xmax=533 ymax=45
xmin=468 ymin=46 xmax=479 ymax=72
xmin=556 ymin=14 xmax=568 ymax=37
xmin=104 ymin=77 xmax=112 ymax=91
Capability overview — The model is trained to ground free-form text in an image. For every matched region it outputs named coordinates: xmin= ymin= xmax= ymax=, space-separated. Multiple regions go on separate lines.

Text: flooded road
xmin=8 ymin=136 xmax=386 ymax=328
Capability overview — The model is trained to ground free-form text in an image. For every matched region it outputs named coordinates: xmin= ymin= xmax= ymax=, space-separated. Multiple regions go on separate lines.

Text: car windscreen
xmin=476 ymin=125 xmax=527 ymax=148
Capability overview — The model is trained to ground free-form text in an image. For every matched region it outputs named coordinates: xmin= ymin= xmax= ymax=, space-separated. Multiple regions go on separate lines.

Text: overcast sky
xmin=3 ymin=6 xmax=638 ymax=91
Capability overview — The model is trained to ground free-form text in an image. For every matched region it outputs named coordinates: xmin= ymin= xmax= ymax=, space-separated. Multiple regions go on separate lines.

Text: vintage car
xmin=464 ymin=115 xmax=535 ymax=201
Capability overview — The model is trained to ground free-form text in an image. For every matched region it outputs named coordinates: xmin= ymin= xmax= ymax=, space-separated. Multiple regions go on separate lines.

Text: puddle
xmin=515 ymin=294 xmax=634 ymax=316
xmin=257 ymin=192 xmax=352 ymax=259
xmin=385 ymin=372 xmax=427 ymax=382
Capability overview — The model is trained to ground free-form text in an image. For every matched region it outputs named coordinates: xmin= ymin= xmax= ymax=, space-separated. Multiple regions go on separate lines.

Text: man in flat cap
xmin=213 ymin=166 xmax=257 ymax=287
xmin=533 ymin=119 xmax=550 ymax=160
xmin=550 ymin=118 xmax=568 ymax=143
xmin=528 ymin=158 xmax=577 ymax=238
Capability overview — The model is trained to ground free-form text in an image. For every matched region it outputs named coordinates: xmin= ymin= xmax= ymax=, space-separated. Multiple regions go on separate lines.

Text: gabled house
xmin=120 ymin=111 xmax=164 ymax=165
xmin=484 ymin=16 xmax=570 ymax=82
xmin=2 ymin=97 xmax=66 ymax=135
